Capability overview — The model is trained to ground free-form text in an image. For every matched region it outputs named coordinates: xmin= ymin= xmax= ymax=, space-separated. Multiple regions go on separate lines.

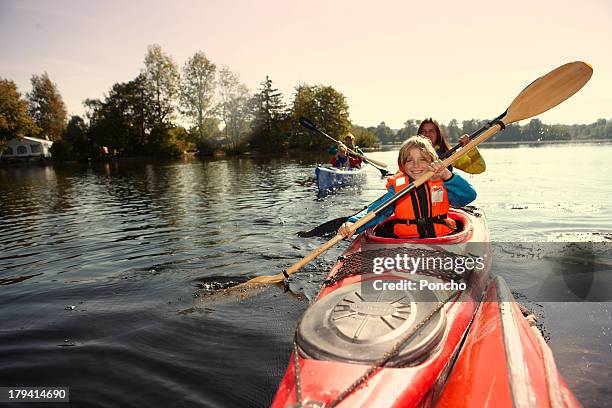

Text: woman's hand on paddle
xmin=338 ymin=221 xmax=355 ymax=239
xmin=459 ymin=134 xmax=470 ymax=146
xmin=429 ymin=160 xmax=452 ymax=181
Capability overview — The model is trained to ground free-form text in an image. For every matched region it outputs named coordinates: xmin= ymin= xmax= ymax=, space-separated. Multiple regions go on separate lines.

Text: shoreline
xmin=376 ymin=138 xmax=612 ymax=150
xmin=2 ymin=139 xmax=611 ymax=165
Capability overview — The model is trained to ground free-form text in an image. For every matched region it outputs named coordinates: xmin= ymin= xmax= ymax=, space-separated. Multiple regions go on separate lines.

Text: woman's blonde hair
xmin=398 ymin=136 xmax=438 ymax=171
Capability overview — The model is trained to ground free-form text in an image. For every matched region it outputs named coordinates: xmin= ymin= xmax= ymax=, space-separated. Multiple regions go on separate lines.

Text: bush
xmin=196 ymin=137 xmax=219 ymax=156
xmin=49 ymin=139 xmax=74 ymax=161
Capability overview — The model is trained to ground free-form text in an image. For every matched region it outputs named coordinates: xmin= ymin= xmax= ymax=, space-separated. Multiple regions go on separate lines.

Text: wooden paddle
xmin=245 ymin=61 xmax=593 ymax=285
xmin=299 ymin=117 xmax=391 ymax=176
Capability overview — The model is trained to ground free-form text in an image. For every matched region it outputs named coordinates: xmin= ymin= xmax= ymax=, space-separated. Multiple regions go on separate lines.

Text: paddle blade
xmin=297 ymin=216 xmax=349 ymax=238
xmin=299 ymin=116 xmax=318 ymax=132
xmin=505 ymin=61 xmax=593 ymax=124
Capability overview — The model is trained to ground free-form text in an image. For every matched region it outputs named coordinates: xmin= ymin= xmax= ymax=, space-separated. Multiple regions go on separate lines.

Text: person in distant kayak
xmin=338 ymin=136 xmax=476 ymax=239
xmin=418 ymin=118 xmax=486 ymax=174
xmin=330 ymin=145 xmax=363 ymax=168
xmin=328 ymin=132 xmax=365 ymax=157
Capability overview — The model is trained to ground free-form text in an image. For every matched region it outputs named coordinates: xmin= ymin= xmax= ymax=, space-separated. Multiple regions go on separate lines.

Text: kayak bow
xmin=272 ymin=208 xmax=579 ymax=407
xmin=315 ymin=165 xmax=367 ymax=192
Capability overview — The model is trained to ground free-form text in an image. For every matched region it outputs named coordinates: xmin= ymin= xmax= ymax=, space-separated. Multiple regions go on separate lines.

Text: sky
xmin=1 ymin=0 xmax=611 ymax=129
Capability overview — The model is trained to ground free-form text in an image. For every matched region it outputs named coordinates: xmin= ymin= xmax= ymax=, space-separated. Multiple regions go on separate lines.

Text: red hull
xmin=436 ymin=277 xmax=581 ymax=408
xmin=271 ymin=208 xmax=579 ymax=407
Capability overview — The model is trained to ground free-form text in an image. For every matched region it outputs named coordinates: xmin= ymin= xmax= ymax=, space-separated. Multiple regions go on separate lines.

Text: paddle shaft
xmin=439 ymin=112 xmax=506 ymax=160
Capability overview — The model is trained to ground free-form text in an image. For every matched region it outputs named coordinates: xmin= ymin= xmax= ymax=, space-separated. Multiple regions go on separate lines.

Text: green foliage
xmin=368 ymin=121 xmax=394 ymax=144
xmin=290 ymin=84 xmax=350 ymax=150
xmin=216 ymin=66 xmax=253 ymax=151
xmin=145 ymin=125 xmax=182 ymax=157
xmin=250 ymin=76 xmax=289 ymax=152
xmin=27 ymin=72 xmax=67 ymax=141
xmin=445 ymin=119 xmax=461 ymax=143
xmin=144 ymin=44 xmax=180 ymax=127
xmin=196 ymin=137 xmax=219 ymax=156
xmin=49 ymin=139 xmax=73 ymax=161
xmin=395 ymin=119 xmax=419 ymax=142
xmin=0 ymin=78 xmax=40 ymax=147
xmin=373 ymin=117 xmax=612 ymax=145
xmin=12 ymin=45 xmax=612 ymax=160
xmin=62 ymin=116 xmax=92 ymax=159
xmin=350 ymin=125 xmax=379 ymax=148
xmin=180 ymin=51 xmax=216 ymax=140
xmin=85 ymin=75 xmax=150 ymax=154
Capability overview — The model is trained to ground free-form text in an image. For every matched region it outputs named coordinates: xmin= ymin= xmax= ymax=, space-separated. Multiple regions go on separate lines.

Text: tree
xmin=396 ymin=119 xmax=419 ymax=143
xmin=216 ymin=66 xmax=253 ymax=152
xmin=524 ymin=118 xmax=545 ymax=140
xmin=462 ymin=119 xmax=486 ymax=135
xmin=0 ymin=78 xmax=40 ymax=148
xmin=195 ymin=117 xmax=223 ymax=155
xmin=290 ymin=84 xmax=350 ymax=150
xmin=85 ymin=75 xmax=151 ymax=154
xmin=351 ymin=125 xmax=379 ymax=148
xmin=446 ymin=119 xmax=461 ymax=143
xmin=143 ymin=44 xmax=180 ymax=127
xmin=371 ymin=121 xmax=394 ymax=145
xmin=180 ymin=51 xmax=216 ymax=140
xmin=63 ymin=115 xmax=89 ymax=158
xmin=250 ymin=76 xmax=288 ymax=151
xmin=27 ymin=72 xmax=67 ymax=141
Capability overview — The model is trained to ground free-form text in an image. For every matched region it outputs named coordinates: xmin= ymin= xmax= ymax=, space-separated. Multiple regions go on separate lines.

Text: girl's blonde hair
xmin=398 ymin=136 xmax=438 ymax=170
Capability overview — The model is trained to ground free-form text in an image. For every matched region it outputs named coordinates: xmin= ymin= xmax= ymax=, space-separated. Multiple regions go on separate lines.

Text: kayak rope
xmin=292 ymin=335 xmax=303 ymax=405
xmin=291 ymin=290 xmax=460 ymax=408
xmin=324 ymin=248 xmax=469 ymax=287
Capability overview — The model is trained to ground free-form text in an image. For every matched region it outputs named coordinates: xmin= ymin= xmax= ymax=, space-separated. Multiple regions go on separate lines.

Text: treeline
xmin=369 ymin=117 xmax=612 ymax=144
xmin=2 ymin=45 xmax=611 ymax=161
xmin=1 ymin=44 xmax=379 ymax=160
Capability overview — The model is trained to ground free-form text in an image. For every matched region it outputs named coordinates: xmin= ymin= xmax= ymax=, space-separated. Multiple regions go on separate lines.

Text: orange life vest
xmin=386 ymin=173 xmax=456 ymax=238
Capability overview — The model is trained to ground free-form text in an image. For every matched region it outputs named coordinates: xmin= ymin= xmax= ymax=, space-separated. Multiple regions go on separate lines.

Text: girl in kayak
xmin=330 ymin=144 xmax=363 ymax=168
xmin=338 ymin=136 xmax=476 ymax=238
xmin=418 ymin=118 xmax=486 ymax=174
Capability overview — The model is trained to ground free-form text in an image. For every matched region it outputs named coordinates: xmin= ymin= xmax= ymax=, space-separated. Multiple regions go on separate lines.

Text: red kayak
xmin=271 ymin=208 xmax=579 ymax=407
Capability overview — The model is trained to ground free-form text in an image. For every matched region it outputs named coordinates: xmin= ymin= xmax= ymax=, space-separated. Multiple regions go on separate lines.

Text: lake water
xmin=1 ymin=143 xmax=611 ymax=407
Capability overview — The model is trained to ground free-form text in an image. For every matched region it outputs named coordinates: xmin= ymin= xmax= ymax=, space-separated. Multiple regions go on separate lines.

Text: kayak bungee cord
xmin=290 ymin=290 xmax=461 ymax=408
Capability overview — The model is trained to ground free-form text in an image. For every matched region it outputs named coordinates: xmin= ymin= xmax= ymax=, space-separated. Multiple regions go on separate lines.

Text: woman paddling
xmin=418 ymin=118 xmax=486 ymax=174
xmin=329 ymin=145 xmax=363 ymax=168
xmin=338 ymin=136 xmax=476 ymax=238
xmin=328 ymin=132 xmax=365 ymax=157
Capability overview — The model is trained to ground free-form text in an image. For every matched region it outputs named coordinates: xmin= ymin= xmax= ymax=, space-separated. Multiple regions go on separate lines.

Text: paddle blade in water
xmin=505 ymin=61 xmax=593 ymax=124
xmin=297 ymin=216 xmax=349 ymax=238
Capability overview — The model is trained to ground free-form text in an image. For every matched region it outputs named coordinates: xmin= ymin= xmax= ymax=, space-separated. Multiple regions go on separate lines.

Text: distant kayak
xmin=315 ymin=166 xmax=367 ymax=192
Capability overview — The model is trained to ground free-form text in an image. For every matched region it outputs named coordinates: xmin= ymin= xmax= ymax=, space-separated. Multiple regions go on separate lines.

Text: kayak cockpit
xmin=295 ymin=208 xmax=489 ymax=368
xmin=367 ymin=207 xmax=475 ymax=244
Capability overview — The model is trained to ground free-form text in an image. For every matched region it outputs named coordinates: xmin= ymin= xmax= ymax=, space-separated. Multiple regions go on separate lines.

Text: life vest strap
xmin=406 ymin=214 xmax=456 ymax=230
